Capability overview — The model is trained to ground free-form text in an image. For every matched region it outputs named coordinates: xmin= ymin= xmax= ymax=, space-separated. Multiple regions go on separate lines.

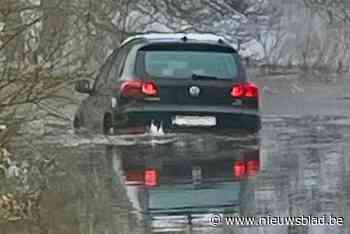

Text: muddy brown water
xmin=3 ymin=77 xmax=350 ymax=234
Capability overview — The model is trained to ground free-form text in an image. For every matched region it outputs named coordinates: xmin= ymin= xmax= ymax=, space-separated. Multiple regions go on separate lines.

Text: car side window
xmin=93 ymin=52 xmax=115 ymax=92
xmin=118 ymin=46 xmax=130 ymax=77
xmin=109 ymin=44 xmax=132 ymax=82
xmin=109 ymin=48 xmax=124 ymax=82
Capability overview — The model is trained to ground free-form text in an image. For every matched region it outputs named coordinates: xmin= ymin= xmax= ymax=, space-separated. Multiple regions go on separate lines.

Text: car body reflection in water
xmin=108 ymin=133 xmax=260 ymax=233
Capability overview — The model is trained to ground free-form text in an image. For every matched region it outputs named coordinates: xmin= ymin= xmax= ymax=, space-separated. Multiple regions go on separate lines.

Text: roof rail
xmin=120 ymin=33 xmax=230 ymax=47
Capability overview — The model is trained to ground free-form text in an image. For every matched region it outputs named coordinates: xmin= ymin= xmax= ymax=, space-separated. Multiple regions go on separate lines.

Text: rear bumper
xmin=122 ymin=104 xmax=258 ymax=115
xmin=114 ymin=104 xmax=261 ymax=131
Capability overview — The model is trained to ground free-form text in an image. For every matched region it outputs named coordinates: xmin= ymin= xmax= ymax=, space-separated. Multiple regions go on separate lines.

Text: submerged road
xmin=6 ymin=76 xmax=350 ymax=234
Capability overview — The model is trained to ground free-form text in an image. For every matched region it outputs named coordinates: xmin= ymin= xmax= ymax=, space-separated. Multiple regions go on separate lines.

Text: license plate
xmin=172 ymin=116 xmax=216 ymax=127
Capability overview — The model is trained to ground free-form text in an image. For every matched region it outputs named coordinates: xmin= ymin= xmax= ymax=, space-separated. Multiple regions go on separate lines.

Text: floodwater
xmin=4 ymin=77 xmax=350 ymax=234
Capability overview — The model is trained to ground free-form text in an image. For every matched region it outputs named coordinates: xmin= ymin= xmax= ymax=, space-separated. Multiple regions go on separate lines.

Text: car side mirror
xmin=75 ymin=80 xmax=92 ymax=94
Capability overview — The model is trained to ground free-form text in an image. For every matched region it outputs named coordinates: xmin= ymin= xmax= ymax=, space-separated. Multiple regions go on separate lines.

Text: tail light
xmin=142 ymin=82 xmax=158 ymax=96
xmin=125 ymin=169 xmax=159 ymax=186
xmin=233 ymin=160 xmax=260 ymax=178
xmin=230 ymin=82 xmax=258 ymax=99
xmin=233 ymin=161 xmax=246 ymax=177
xmin=121 ymin=80 xmax=143 ymax=98
xmin=121 ymin=80 xmax=158 ymax=98
xmin=247 ymin=160 xmax=260 ymax=176
xmin=126 ymin=170 xmax=144 ymax=184
xmin=231 ymin=84 xmax=245 ymax=98
xmin=144 ymin=169 xmax=158 ymax=187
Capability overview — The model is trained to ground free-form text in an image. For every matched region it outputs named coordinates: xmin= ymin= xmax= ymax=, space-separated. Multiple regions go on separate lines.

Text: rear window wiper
xmin=191 ymin=73 xmax=219 ymax=80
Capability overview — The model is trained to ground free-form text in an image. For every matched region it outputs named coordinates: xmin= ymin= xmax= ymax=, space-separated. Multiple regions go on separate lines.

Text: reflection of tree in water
xmin=253 ymin=116 xmax=348 ymax=234
xmin=0 ymin=144 xmax=145 ymax=234
xmin=78 ymin=145 xmax=145 ymax=234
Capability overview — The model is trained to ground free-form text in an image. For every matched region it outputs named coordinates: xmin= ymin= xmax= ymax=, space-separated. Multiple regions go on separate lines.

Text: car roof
xmin=121 ymin=33 xmax=233 ymax=48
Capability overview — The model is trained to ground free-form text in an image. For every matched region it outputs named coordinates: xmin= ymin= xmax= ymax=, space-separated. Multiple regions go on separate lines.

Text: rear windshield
xmin=143 ymin=51 xmax=238 ymax=80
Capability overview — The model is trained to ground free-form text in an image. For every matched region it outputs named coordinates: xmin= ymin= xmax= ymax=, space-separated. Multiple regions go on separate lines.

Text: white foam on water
xmin=42 ymin=128 xmax=176 ymax=147
xmin=148 ymin=121 xmax=166 ymax=136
